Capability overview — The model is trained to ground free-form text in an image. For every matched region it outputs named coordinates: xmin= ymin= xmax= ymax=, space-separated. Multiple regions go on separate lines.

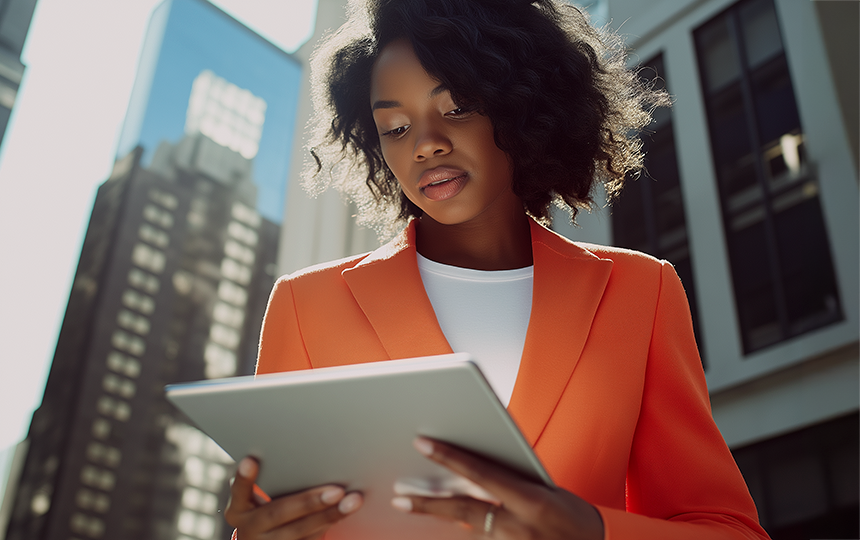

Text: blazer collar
xmin=509 ymin=219 xmax=613 ymax=445
xmin=341 ymin=220 xmax=454 ymax=360
xmin=341 ymin=218 xmax=613 ymax=446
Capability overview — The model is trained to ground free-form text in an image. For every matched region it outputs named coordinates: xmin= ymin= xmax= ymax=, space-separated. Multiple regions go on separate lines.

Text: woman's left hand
xmin=391 ymin=437 xmax=604 ymax=540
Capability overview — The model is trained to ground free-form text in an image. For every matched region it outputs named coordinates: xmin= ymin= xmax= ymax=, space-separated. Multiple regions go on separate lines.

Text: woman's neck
xmin=415 ymin=210 xmax=533 ymax=271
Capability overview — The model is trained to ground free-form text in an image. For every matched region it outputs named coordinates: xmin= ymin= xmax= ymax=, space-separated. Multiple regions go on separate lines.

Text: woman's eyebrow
xmin=372 ymin=99 xmax=400 ymax=111
xmin=428 ymin=84 xmax=447 ymax=98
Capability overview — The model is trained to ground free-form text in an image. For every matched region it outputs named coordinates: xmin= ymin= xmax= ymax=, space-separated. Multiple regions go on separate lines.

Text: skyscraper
xmin=4 ymin=1 xmax=301 ymax=539
xmin=0 ymin=0 xmax=39 ymax=150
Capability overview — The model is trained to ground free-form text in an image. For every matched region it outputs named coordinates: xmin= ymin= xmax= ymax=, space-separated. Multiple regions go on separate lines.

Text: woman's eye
xmin=382 ymin=126 xmax=408 ymax=137
xmin=446 ymin=106 xmax=475 ymax=118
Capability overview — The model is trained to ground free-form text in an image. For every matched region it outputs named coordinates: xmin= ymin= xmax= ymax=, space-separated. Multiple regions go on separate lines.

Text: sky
xmin=0 ymin=0 xmax=317 ymax=458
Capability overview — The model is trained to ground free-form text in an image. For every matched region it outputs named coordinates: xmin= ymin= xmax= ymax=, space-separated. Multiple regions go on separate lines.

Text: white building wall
xmin=605 ymin=0 xmax=859 ymax=446
xmin=277 ymin=0 xmax=380 ymax=276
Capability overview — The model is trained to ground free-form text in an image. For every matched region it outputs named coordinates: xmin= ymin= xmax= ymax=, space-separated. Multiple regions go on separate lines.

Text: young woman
xmin=225 ymin=0 xmax=770 ymax=538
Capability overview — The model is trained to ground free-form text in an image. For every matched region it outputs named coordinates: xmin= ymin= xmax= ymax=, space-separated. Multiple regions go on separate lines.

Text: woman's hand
xmin=391 ymin=438 xmax=604 ymax=540
xmin=225 ymin=457 xmax=363 ymax=539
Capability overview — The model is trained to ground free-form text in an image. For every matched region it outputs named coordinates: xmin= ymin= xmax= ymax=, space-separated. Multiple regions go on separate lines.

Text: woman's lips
xmin=418 ymin=167 xmax=468 ymax=201
xmin=421 ymin=174 xmax=467 ymax=201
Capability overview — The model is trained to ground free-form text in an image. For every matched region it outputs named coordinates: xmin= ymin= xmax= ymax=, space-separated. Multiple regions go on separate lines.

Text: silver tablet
xmin=165 ymin=353 xmax=552 ymax=539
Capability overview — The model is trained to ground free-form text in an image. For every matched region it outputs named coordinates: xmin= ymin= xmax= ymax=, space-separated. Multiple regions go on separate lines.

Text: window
xmin=221 ymin=258 xmax=251 ymax=285
xmin=131 ymin=243 xmax=166 ymax=274
xmin=612 ymin=54 xmax=704 ymax=362
xmin=232 ymin=202 xmax=261 ymax=227
xmin=85 ymin=443 xmax=121 ymax=468
xmin=70 ymin=512 xmax=105 ymax=538
xmin=213 ymin=301 xmax=245 ymax=328
xmin=121 ymin=289 xmax=155 ymax=315
xmin=142 ymin=203 xmax=174 ymax=229
xmin=106 ymin=351 xmax=141 ymax=378
xmin=102 ymin=373 xmax=136 ymax=399
xmin=733 ymin=413 xmax=859 ymax=539
xmin=128 ymin=268 xmax=160 ymax=294
xmin=91 ymin=419 xmax=111 ymax=440
xmin=203 ymin=342 xmax=236 ymax=379
xmin=76 ymin=489 xmax=110 ymax=513
xmin=225 ymin=239 xmax=255 ymax=265
xmin=217 ymin=280 xmax=248 ymax=306
xmin=111 ymin=330 xmax=145 ymax=357
xmin=96 ymin=396 xmax=130 ymax=422
xmin=209 ymin=323 xmax=240 ymax=349
xmin=116 ymin=309 xmax=150 ymax=335
xmin=227 ymin=221 xmax=258 ymax=245
xmin=80 ymin=466 xmax=115 ymax=491
xmin=149 ymin=188 xmax=178 ymax=210
xmin=139 ymin=223 xmax=169 ymax=248
xmin=694 ymin=0 xmax=841 ymax=353
xmin=182 ymin=487 xmax=218 ymax=514
xmin=177 ymin=509 xmax=216 ymax=539
xmin=30 ymin=490 xmax=50 ymax=516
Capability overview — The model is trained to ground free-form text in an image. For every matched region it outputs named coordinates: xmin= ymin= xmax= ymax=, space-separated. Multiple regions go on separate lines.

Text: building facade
xmin=562 ymin=0 xmax=858 ymax=537
xmin=0 ymin=0 xmax=38 ymax=151
xmin=4 ymin=1 xmax=301 ymax=539
xmin=282 ymin=0 xmax=859 ymax=538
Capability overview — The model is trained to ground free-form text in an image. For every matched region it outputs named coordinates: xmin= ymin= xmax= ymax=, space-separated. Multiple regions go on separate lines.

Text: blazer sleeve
xmin=596 ymin=262 xmax=770 ymax=540
xmin=255 ymin=276 xmax=313 ymax=375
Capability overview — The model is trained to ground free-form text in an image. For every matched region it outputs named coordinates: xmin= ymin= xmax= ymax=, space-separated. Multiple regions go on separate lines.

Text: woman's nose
xmin=413 ymin=124 xmax=452 ymax=161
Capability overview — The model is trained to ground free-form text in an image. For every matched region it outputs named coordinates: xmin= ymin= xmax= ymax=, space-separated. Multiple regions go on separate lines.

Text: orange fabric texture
xmin=254 ymin=219 xmax=770 ymax=540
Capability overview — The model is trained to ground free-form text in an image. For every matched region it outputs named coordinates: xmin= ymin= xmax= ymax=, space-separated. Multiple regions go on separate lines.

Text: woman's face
xmin=370 ymin=39 xmax=521 ymax=227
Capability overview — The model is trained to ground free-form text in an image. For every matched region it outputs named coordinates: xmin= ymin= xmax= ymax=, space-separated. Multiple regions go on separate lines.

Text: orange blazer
xmin=255 ymin=218 xmax=770 ymax=540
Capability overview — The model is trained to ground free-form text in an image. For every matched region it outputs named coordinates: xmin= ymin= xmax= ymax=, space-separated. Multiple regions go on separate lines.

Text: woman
xmin=225 ymin=0 xmax=770 ymax=538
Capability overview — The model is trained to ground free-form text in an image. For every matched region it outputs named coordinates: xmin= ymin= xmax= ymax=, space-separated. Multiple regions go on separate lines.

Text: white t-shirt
xmin=416 ymin=253 xmax=533 ymax=407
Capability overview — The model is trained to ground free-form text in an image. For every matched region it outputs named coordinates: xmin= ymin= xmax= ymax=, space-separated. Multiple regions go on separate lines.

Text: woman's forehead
xmin=370 ymin=39 xmax=445 ymax=104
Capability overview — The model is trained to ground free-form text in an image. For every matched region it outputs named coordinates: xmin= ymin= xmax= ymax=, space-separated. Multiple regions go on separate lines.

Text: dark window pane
xmin=727 ymin=221 xmax=780 ymax=351
xmin=697 ymin=15 xmax=742 ymax=92
xmin=752 ymin=56 xmax=801 ymax=147
xmin=773 ymin=192 xmax=842 ymax=333
xmin=732 ymin=412 xmax=859 ymax=540
xmin=612 ymin=176 xmax=649 ymax=253
xmin=709 ymin=84 xmax=754 ymax=181
xmin=739 ymin=0 xmax=784 ymax=68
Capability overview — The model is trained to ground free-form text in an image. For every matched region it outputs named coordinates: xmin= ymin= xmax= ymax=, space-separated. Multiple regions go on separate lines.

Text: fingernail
xmin=238 ymin=458 xmax=256 ymax=478
xmin=338 ymin=492 xmax=362 ymax=514
xmin=414 ymin=437 xmax=433 ymax=456
xmin=321 ymin=486 xmax=344 ymax=505
xmin=391 ymin=497 xmax=412 ymax=512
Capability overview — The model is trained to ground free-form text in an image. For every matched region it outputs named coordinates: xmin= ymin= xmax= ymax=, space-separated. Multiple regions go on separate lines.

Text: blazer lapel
xmin=341 ymin=221 xmax=453 ymax=360
xmin=507 ymin=220 xmax=613 ymax=446
xmin=342 ymin=217 xmax=612 ymax=448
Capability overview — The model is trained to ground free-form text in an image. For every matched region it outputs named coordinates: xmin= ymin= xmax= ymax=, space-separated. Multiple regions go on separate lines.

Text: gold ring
xmin=483 ymin=504 xmax=497 ymax=536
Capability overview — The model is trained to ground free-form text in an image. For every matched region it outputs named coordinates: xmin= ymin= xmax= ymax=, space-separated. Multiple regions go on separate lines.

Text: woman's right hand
xmin=225 ymin=457 xmax=363 ymax=539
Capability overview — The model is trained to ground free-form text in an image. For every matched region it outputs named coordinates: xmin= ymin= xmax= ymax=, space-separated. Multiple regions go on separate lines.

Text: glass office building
xmin=5 ymin=1 xmax=301 ymax=539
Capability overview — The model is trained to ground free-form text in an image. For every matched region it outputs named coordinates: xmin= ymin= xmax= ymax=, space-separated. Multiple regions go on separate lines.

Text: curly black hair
xmin=305 ymin=0 xmax=668 ymax=236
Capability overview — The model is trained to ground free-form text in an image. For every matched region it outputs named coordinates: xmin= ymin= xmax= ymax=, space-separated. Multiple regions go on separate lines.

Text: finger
xmin=266 ymin=492 xmax=364 ymax=539
xmin=392 ymin=496 xmax=504 ymax=536
xmin=251 ymin=485 xmax=352 ymax=532
xmin=226 ymin=457 xmax=261 ymax=519
xmin=413 ymin=438 xmax=540 ymax=514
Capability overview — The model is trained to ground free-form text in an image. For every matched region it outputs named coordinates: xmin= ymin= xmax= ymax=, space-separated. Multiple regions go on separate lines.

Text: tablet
xmin=165 ymin=353 xmax=553 ymax=539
